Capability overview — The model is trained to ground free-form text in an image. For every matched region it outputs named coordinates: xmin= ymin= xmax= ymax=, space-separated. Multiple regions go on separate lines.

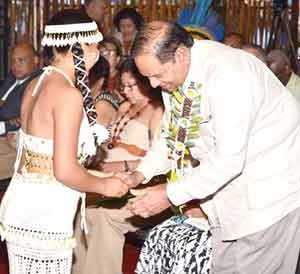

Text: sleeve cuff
xmin=166 ymin=182 xmax=194 ymax=206
xmin=0 ymin=122 xmax=6 ymax=135
xmin=136 ymin=162 xmax=156 ymax=184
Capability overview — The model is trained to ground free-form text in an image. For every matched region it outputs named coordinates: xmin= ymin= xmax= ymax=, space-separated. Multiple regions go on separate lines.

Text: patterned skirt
xmin=135 ymin=215 xmax=212 ymax=274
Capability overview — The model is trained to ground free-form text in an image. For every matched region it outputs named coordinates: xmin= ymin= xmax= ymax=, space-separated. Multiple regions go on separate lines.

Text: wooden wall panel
xmin=6 ymin=1 xmax=298 ymax=59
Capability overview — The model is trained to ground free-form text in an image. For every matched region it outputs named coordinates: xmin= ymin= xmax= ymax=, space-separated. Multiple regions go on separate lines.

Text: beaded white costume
xmin=0 ymin=66 xmax=108 ymax=274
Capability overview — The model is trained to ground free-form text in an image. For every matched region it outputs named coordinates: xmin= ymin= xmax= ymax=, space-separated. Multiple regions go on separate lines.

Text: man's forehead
xmin=135 ymin=54 xmax=162 ymax=76
xmin=12 ymin=45 xmax=33 ymax=56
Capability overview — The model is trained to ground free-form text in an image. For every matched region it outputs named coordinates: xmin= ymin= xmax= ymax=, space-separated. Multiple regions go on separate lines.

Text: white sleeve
xmin=0 ymin=122 xmax=6 ymax=135
xmin=167 ymin=71 xmax=256 ymax=206
xmin=136 ymin=92 xmax=172 ymax=183
xmin=136 ymin=133 xmax=171 ymax=183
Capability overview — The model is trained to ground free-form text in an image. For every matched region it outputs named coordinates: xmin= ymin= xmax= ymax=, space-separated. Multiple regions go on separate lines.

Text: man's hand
xmin=115 ymin=171 xmax=145 ymax=188
xmin=127 ymin=184 xmax=171 ymax=218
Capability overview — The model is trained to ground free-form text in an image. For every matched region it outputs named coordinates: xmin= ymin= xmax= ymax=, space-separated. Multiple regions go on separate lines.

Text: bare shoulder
xmin=44 ymin=77 xmax=83 ymax=108
xmin=118 ymin=100 xmax=131 ymax=112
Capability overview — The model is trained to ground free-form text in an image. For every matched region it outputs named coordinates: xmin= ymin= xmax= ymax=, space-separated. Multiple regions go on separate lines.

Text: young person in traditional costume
xmin=121 ymin=20 xmax=300 ymax=274
xmin=0 ymin=9 xmax=128 ymax=274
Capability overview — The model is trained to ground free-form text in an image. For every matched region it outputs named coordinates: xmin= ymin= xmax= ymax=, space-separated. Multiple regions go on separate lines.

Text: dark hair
xmin=223 ymin=32 xmax=244 ymax=45
xmin=89 ymin=56 xmax=110 ymax=89
xmin=43 ymin=9 xmax=93 ymax=60
xmin=131 ymin=21 xmax=194 ymax=64
xmin=99 ymin=36 xmax=123 ymax=57
xmin=118 ymin=58 xmax=162 ymax=102
xmin=113 ymin=8 xmax=144 ymax=32
xmin=85 ymin=0 xmax=93 ymax=6
xmin=43 ymin=9 xmax=99 ymax=166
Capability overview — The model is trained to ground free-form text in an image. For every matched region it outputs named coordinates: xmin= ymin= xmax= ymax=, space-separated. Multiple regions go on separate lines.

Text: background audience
xmin=223 ymin=31 xmax=244 ymax=48
xmin=267 ymin=49 xmax=300 ymax=103
xmin=113 ymin=8 xmax=144 ymax=57
xmin=99 ymin=36 xmax=123 ymax=98
xmin=0 ymin=41 xmax=40 ymax=180
xmin=83 ymin=0 xmax=107 ymax=31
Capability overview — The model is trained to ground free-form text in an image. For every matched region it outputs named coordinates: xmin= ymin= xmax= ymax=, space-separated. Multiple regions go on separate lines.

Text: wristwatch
xmin=124 ymin=160 xmax=130 ymax=172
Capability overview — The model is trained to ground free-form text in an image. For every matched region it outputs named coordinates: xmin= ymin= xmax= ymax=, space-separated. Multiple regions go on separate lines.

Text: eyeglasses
xmin=100 ymin=49 xmax=117 ymax=57
xmin=120 ymin=82 xmax=137 ymax=91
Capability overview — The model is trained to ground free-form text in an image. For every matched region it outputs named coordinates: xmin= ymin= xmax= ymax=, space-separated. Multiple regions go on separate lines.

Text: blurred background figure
xmin=113 ymin=8 xmax=144 ymax=57
xmin=267 ymin=49 xmax=300 ymax=103
xmin=89 ymin=56 xmax=119 ymax=128
xmin=98 ymin=36 xmax=123 ymax=98
xmin=223 ymin=32 xmax=244 ymax=48
xmin=82 ymin=0 xmax=107 ymax=31
xmin=242 ymin=44 xmax=267 ymax=64
xmin=178 ymin=0 xmax=224 ymax=42
xmin=0 ymin=41 xmax=40 ymax=180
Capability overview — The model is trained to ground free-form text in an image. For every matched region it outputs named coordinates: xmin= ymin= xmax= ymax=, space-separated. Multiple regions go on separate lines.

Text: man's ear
xmin=174 ymin=45 xmax=189 ymax=64
xmin=34 ymin=56 xmax=39 ymax=67
xmin=284 ymin=64 xmax=292 ymax=75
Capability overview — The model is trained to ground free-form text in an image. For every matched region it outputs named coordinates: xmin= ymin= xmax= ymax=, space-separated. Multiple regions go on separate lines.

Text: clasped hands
xmin=93 ymin=170 xmax=204 ymax=220
xmin=115 ymin=171 xmax=172 ymax=219
xmin=94 ymin=170 xmax=170 ymax=218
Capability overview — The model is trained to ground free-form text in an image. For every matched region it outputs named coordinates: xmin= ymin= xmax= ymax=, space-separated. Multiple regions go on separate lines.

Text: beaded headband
xmin=41 ymin=21 xmax=103 ymax=47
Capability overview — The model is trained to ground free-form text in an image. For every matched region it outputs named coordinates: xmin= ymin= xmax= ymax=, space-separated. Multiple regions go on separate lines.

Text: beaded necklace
xmin=163 ymin=81 xmax=203 ymax=181
xmin=107 ymin=100 xmax=149 ymax=149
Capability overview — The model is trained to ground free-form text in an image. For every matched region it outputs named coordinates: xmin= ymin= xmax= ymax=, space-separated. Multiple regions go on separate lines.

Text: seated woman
xmin=98 ymin=36 xmax=123 ymax=97
xmin=135 ymin=202 xmax=212 ymax=274
xmin=113 ymin=8 xmax=144 ymax=57
xmin=98 ymin=57 xmax=163 ymax=173
xmin=72 ymin=58 xmax=164 ymax=274
xmin=89 ymin=56 xmax=120 ymax=127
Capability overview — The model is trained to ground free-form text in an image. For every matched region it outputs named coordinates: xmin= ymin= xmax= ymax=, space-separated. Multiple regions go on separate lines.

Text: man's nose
xmin=149 ymin=77 xmax=160 ymax=88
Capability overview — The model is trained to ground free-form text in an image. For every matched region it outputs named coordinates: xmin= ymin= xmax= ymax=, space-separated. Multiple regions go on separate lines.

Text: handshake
xmin=89 ymin=170 xmax=145 ymax=198
xmin=89 ymin=169 xmax=171 ymax=218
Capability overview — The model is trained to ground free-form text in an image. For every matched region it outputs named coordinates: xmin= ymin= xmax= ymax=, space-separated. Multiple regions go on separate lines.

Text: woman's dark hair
xmin=131 ymin=21 xmax=194 ymax=64
xmin=99 ymin=36 xmax=123 ymax=58
xmin=113 ymin=8 xmax=144 ymax=32
xmin=43 ymin=9 xmax=93 ymax=60
xmin=43 ymin=9 xmax=99 ymax=166
xmin=89 ymin=56 xmax=110 ymax=90
xmin=118 ymin=58 xmax=162 ymax=102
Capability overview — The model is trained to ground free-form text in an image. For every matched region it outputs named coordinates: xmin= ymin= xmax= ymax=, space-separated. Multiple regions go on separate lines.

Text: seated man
xmin=223 ymin=32 xmax=244 ymax=48
xmin=0 ymin=42 xmax=40 ymax=180
xmin=81 ymin=0 xmax=107 ymax=31
xmin=267 ymin=49 xmax=300 ymax=103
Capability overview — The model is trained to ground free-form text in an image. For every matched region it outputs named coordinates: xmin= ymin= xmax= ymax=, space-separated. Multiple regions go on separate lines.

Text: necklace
xmin=107 ymin=101 xmax=149 ymax=149
xmin=163 ymin=81 xmax=203 ymax=180
xmin=49 ymin=66 xmax=74 ymax=87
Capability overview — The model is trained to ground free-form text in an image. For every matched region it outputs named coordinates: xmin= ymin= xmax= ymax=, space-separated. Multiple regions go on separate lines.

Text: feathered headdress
xmin=178 ymin=0 xmax=224 ymax=41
